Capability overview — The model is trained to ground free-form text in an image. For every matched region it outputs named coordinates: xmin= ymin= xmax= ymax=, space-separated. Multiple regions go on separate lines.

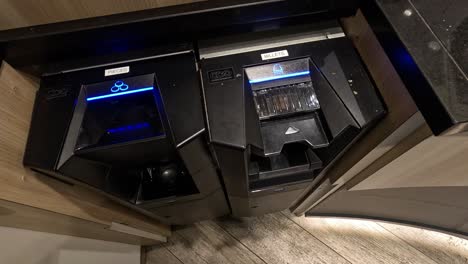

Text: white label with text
xmin=261 ymin=50 xmax=289 ymax=60
xmin=104 ymin=66 xmax=130 ymax=76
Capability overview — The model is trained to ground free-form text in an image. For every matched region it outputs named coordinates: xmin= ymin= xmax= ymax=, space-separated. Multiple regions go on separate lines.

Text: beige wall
xmin=0 ymin=226 xmax=140 ymax=264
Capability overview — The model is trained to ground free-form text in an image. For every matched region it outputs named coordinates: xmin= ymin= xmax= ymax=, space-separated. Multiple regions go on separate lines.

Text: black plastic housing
xmin=200 ymin=24 xmax=386 ymax=217
xmin=23 ymin=49 xmax=229 ymax=224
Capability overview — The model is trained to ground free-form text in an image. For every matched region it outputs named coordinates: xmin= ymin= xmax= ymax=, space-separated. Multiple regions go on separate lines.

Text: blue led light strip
xmin=86 ymin=87 xmax=154 ymax=101
xmin=107 ymin=122 xmax=150 ymax=134
xmin=249 ymin=71 xmax=310 ymax=84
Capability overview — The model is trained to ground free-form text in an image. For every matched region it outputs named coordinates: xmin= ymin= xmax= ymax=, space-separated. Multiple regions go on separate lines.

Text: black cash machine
xmin=200 ymin=23 xmax=385 ymax=217
xmin=23 ymin=49 xmax=229 ymax=224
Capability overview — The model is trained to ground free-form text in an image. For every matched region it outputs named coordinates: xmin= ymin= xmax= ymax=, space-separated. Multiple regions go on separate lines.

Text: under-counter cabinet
xmin=0 ymin=0 xmax=467 ymax=243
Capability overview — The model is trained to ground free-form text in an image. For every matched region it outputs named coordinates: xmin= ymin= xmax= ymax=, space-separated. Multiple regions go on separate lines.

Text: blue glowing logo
xmin=111 ymin=80 xmax=129 ymax=93
xmin=273 ymin=64 xmax=284 ymax=75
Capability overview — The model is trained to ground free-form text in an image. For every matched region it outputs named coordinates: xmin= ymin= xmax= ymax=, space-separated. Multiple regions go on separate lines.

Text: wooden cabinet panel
xmin=0 ymin=0 xmax=205 ymax=30
xmin=307 ymin=123 xmax=468 ymax=234
xmin=307 ymin=111 xmax=468 ymax=235
xmin=352 ymin=131 xmax=468 ymax=191
xmin=0 ymin=61 xmax=170 ymax=243
xmin=309 ymin=187 xmax=468 ymax=235
xmin=0 ymin=198 xmax=157 ymax=245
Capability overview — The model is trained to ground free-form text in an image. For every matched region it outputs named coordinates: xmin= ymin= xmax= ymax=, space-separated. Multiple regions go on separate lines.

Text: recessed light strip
xmin=249 ymin=71 xmax=310 ymax=84
xmin=86 ymin=86 xmax=154 ymax=101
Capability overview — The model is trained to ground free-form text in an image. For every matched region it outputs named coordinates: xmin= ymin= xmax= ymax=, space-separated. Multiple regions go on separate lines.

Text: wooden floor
xmin=145 ymin=212 xmax=468 ymax=264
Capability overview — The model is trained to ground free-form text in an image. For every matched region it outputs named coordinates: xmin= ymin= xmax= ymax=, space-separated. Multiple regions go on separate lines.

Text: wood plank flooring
xmin=146 ymin=212 xmax=468 ymax=264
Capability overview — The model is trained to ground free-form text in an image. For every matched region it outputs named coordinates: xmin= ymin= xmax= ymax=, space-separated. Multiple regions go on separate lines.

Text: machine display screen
xmin=75 ymin=74 xmax=166 ymax=151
